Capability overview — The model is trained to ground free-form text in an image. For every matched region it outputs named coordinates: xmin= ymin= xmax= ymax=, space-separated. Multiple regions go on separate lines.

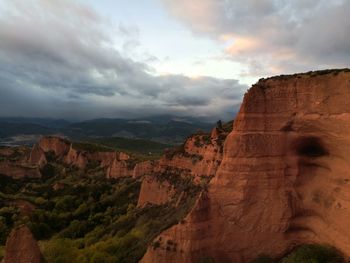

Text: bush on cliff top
xmin=250 ymin=244 xmax=344 ymax=263
xmin=282 ymin=244 xmax=344 ymax=263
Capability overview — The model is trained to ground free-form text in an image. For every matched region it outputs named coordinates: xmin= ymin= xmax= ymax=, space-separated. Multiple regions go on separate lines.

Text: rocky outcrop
xmin=38 ymin=136 xmax=70 ymax=157
xmin=63 ymin=145 xmax=88 ymax=169
xmin=158 ymin=130 xmax=226 ymax=179
xmin=0 ymin=162 xmax=41 ymax=179
xmin=133 ymin=161 xmax=154 ymax=178
xmin=3 ymin=225 xmax=43 ymax=263
xmin=106 ymin=152 xmax=133 ymax=178
xmin=136 ymin=129 xmax=228 ymax=207
xmin=27 ymin=137 xmax=138 ymax=178
xmin=137 ymin=175 xmax=175 ymax=207
xmin=28 ymin=144 xmax=47 ymax=168
xmin=0 ymin=146 xmax=41 ymax=179
xmin=141 ymin=69 xmax=350 ymax=263
xmin=88 ymin=152 xmax=116 ymax=167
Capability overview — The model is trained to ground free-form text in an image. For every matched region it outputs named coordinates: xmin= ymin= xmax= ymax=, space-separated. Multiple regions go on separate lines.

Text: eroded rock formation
xmin=106 ymin=152 xmax=134 ymax=178
xmin=33 ymin=136 xmax=135 ymax=178
xmin=0 ymin=146 xmax=41 ymax=179
xmin=137 ymin=175 xmax=175 ymax=207
xmin=28 ymin=144 xmax=47 ymax=168
xmin=136 ymin=127 xmax=229 ymax=207
xmin=141 ymin=69 xmax=350 ymax=263
xmin=3 ymin=225 xmax=43 ymax=263
xmin=38 ymin=136 xmax=70 ymax=157
xmin=0 ymin=163 xmax=41 ymax=179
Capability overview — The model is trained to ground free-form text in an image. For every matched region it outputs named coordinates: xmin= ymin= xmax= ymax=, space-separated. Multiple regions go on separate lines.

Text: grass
xmin=249 ymin=244 xmax=344 ymax=263
xmin=72 ymin=142 xmax=114 ymax=153
xmin=87 ymin=137 xmax=172 ymax=161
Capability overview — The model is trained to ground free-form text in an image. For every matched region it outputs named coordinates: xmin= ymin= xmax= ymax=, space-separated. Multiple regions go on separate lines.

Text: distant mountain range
xmin=0 ymin=115 xmax=214 ymax=145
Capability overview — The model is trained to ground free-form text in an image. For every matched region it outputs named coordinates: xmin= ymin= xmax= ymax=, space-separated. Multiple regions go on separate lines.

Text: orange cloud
xmin=225 ymin=36 xmax=262 ymax=55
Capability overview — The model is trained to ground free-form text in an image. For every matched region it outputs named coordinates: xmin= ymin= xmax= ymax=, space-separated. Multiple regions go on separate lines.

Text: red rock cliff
xmin=38 ymin=136 xmax=70 ymax=157
xmin=141 ymin=69 xmax=350 ymax=263
xmin=136 ymin=127 xmax=228 ymax=207
xmin=0 ymin=147 xmax=41 ymax=179
xmin=3 ymin=225 xmax=43 ymax=263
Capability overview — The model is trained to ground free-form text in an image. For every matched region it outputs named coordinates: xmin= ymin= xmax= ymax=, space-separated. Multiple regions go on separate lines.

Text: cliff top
xmin=257 ymin=68 xmax=350 ymax=84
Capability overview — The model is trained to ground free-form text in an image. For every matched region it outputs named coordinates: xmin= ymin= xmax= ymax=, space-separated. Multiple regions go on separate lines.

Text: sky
xmin=0 ymin=0 xmax=349 ymax=121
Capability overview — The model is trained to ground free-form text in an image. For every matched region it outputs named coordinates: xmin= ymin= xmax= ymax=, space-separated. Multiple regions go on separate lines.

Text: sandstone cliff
xmin=106 ymin=152 xmax=134 ymax=178
xmin=137 ymin=175 xmax=175 ymax=207
xmin=0 ymin=146 xmax=41 ymax=179
xmin=31 ymin=136 xmax=136 ymax=178
xmin=0 ymin=162 xmax=41 ymax=179
xmin=141 ymin=69 xmax=350 ymax=263
xmin=3 ymin=225 xmax=43 ymax=263
xmin=28 ymin=144 xmax=47 ymax=168
xmin=38 ymin=136 xmax=70 ymax=157
xmin=136 ymin=127 xmax=229 ymax=207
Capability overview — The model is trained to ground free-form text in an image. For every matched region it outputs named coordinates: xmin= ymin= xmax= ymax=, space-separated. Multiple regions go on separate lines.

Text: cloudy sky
xmin=0 ymin=0 xmax=349 ymax=120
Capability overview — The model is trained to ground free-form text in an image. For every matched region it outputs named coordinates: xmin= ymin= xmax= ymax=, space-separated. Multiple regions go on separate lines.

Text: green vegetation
xmin=281 ymin=244 xmax=343 ymax=263
xmin=0 ymin=246 xmax=4 ymax=261
xmin=250 ymin=244 xmax=344 ymax=263
xmin=85 ymin=137 xmax=172 ymax=161
xmin=0 ymin=150 xmax=201 ymax=262
xmin=194 ymin=134 xmax=211 ymax=148
xmin=260 ymin=68 xmax=350 ymax=83
xmin=72 ymin=142 xmax=114 ymax=153
xmin=250 ymin=255 xmax=274 ymax=263
xmin=221 ymin=120 xmax=234 ymax=133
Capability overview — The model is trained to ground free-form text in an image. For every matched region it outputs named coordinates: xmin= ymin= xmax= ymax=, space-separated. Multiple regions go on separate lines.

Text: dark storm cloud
xmin=0 ymin=0 xmax=246 ymax=120
xmin=161 ymin=0 xmax=350 ymax=75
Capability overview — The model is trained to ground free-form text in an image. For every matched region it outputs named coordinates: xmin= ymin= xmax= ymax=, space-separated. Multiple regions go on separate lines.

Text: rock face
xmin=28 ymin=144 xmax=47 ymax=168
xmin=136 ymin=128 xmax=228 ymax=207
xmin=63 ymin=145 xmax=88 ymax=169
xmin=133 ymin=161 xmax=155 ymax=178
xmin=38 ymin=136 xmax=70 ymax=157
xmin=158 ymin=131 xmax=225 ymax=180
xmin=27 ymin=136 xmax=137 ymax=178
xmin=89 ymin=152 xmax=116 ymax=167
xmin=0 ymin=162 xmax=41 ymax=179
xmin=141 ymin=69 xmax=350 ymax=263
xmin=137 ymin=175 xmax=175 ymax=207
xmin=0 ymin=147 xmax=40 ymax=179
xmin=106 ymin=152 xmax=134 ymax=178
xmin=3 ymin=225 xmax=43 ymax=263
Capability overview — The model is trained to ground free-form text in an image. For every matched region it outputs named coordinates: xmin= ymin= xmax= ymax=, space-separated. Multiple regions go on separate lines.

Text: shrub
xmin=54 ymin=195 xmax=76 ymax=211
xmin=0 ymin=246 xmax=4 ymax=261
xmin=41 ymin=163 xmax=57 ymax=178
xmin=152 ymin=240 xmax=160 ymax=250
xmin=41 ymin=239 xmax=85 ymax=263
xmin=28 ymin=222 xmax=53 ymax=239
xmin=34 ymin=197 xmax=47 ymax=206
xmin=0 ymin=217 xmax=9 ymax=245
xmin=89 ymin=251 xmax=115 ymax=263
xmin=282 ymin=244 xmax=344 ymax=263
xmin=45 ymin=151 xmax=57 ymax=162
xmin=250 ymin=255 xmax=275 ymax=263
xmin=197 ymin=256 xmax=216 ymax=263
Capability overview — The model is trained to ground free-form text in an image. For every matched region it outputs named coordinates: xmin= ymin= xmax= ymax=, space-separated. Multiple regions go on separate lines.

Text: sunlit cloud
xmin=160 ymin=0 xmax=350 ymax=77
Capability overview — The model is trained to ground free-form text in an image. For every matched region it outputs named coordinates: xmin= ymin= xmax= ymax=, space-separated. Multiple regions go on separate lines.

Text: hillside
xmin=0 ymin=115 xmax=213 ymax=145
xmin=2 ymin=70 xmax=350 ymax=263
